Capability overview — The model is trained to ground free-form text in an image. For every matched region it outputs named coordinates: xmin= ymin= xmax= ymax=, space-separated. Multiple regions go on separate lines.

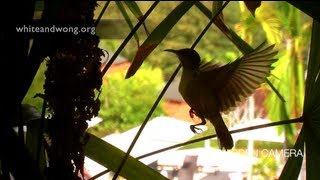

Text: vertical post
xmin=247 ymin=95 xmax=255 ymax=180
xmin=178 ymin=155 xmax=198 ymax=180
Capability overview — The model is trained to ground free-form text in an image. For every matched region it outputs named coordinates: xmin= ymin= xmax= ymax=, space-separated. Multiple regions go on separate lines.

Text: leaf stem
xmin=191 ymin=1 xmax=229 ymax=49
xmin=94 ymin=1 xmax=110 ymax=27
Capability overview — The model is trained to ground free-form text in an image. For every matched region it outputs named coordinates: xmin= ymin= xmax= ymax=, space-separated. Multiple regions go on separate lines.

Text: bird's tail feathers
xmin=208 ymin=114 xmax=234 ymax=150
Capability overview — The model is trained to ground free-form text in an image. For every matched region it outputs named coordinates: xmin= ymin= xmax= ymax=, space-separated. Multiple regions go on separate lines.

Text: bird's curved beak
xmin=164 ymin=49 xmax=178 ymax=54
xmin=164 ymin=49 xmax=182 ymax=63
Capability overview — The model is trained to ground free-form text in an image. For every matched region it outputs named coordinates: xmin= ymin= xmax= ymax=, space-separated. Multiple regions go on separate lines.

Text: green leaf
xmin=125 ymin=1 xmax=195 ymax=79
xmin=124 ymin=1 xmax=143 ymax=18
xmin=116 ymin=1 xmax=140 ymax=46
xmin=124 ymin=1 xmax=150 ymax=35
xmin=84 ymin=133 xmax=167 ymax=180
xmin=35 ymin=1 xmax=44 ymax=11
xmin=278 ymin=126 xmax=305 ymax=180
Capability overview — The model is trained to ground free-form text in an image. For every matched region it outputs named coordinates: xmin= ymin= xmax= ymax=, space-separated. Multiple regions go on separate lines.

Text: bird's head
xmin=165 ymin=48 xmax=201 ymax=69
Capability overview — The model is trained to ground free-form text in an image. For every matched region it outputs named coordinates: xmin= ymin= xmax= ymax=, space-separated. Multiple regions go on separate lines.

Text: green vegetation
xmin=22 ymin=61 xmax=47 ymax=111
xmin=264 ymin=2 xmax=311 ymax=147
xmin=253 ymin=156 xmax=278 ymax=179
xmin=90 ymin=64 xmax=165 ymax=136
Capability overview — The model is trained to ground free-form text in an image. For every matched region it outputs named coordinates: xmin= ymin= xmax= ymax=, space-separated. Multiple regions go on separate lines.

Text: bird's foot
xmin=188 ymin=109 xmax=206 ymax=134
xmin=190 ymin=125 xmax=203 ymax=134
xmin=190 ymin=117 xmax=206 ymax=134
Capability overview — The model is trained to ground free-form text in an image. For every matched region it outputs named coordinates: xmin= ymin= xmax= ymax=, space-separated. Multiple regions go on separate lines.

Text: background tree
xmin=264 ymin=2 xmax=311 ymax=147
xmin=90 ymin=64 xmax=165 ymax=136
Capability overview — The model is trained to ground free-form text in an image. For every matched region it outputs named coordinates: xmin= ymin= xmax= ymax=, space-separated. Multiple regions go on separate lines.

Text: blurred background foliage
xmin=90 ymin=64 xmax=165 ymax=136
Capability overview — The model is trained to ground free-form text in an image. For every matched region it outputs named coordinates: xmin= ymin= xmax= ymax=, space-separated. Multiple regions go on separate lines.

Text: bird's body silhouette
xmin=165 ymin=42 xmax=278 ymax=150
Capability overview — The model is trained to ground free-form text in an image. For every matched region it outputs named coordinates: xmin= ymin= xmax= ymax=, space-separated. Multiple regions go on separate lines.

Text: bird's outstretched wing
xmin=199 ymin=41 xmax=278 ymax=112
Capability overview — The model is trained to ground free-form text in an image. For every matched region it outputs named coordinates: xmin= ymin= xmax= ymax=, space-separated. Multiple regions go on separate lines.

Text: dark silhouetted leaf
xmin=125 ymin=1 xmax=195 ymax=79
xmin=305 ymin=127 xmax=320 ymax=180
xmin=126 ymin=42 xmax=159 ymax=79
xmin=278 ymin=126 xmax=305 ymax=180
xmin=287 ymin=1 xmax=320 ymax=20
xmin=124 ymin=1 xmax=150 ymax=35
xmin=26 ymin=117 xmax=46 ymax=175
xmin=124 ymin=1 xmax=143 ymax=18
xmin=84 ymin=133 xmax=167 ymax=180
xmin=304 ymin=19 xmax=320 ymax=179
xmin=116 ymin=1 xmax=140 ymax=46
xmin=280 ymin=18 xmax=320 ymax=180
